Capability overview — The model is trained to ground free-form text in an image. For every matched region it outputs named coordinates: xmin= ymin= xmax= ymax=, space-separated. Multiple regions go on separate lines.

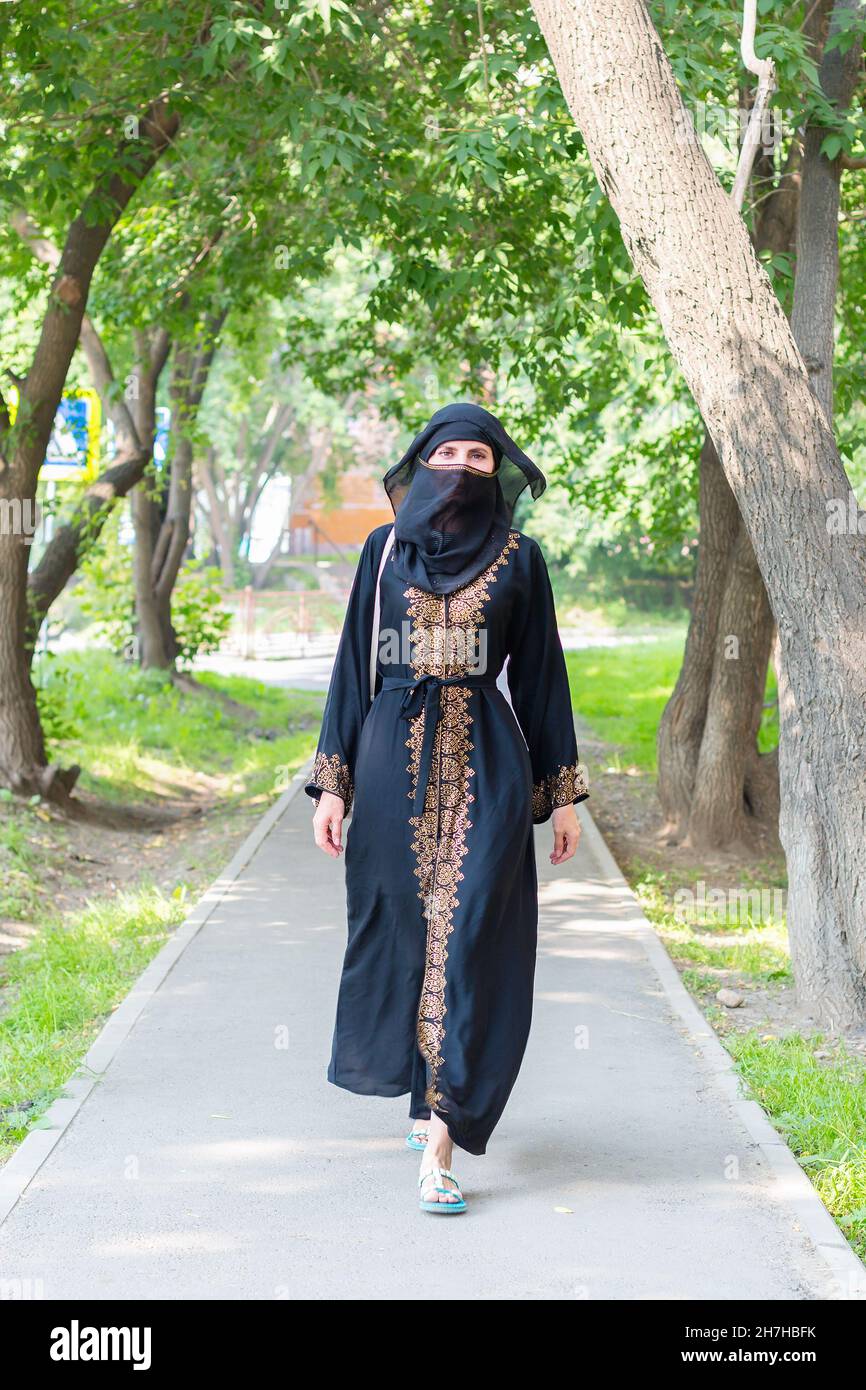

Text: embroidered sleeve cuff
xmin=531 ymin=762 xmax=590 ymax=823
xmin=305 ymin=752 xmax=354 ymax=816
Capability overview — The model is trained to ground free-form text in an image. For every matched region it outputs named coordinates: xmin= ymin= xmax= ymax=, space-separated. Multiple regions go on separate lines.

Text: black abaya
xmin=305 ymin=522 xmax=588 ymax=1155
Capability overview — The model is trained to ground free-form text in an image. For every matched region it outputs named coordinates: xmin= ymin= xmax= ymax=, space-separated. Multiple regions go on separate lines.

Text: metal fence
xmin=221 ymin=587 xmax=349 ymax=660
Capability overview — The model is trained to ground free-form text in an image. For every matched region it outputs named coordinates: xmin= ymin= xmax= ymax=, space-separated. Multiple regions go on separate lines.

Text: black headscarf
xmin=382 ymin=403 xmax=546 ymax=594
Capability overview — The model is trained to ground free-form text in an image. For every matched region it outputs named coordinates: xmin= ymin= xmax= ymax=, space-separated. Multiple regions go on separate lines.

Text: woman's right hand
xmin=313 ymin=791 xmax=345 ymax=858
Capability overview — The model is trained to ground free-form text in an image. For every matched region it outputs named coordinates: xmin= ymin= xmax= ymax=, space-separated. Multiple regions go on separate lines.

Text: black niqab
xmin=383 ymin=403 xmax=546 ymax=594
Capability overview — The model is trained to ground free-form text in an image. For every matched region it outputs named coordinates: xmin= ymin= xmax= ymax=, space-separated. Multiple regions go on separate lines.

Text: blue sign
xmin=153 ymin=407 xmax=171 ymax=467
xmin=46 ymin=395 xmax=94 ymax=469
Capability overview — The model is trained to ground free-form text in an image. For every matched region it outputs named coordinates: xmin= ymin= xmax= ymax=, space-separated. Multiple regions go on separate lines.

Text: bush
xmin=77 ymin=520 xmax=231 ymax=667
xmin=34 ymin=652 xmax=86 ymax=742
xmin=171 ymin=564 xmax=232 ymax=667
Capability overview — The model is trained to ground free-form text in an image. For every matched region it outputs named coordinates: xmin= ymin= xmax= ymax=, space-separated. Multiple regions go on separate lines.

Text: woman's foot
xmin=418 ymin=1114 xmax=462 ymax=1205
xmin=408 ymin=1121 xmax=429 ymax=1149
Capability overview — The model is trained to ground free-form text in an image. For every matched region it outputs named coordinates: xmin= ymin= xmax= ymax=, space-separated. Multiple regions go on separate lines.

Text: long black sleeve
xmin=506 ymin=537 xmax=589 ymax=823
xmin=304 ymin=526 xmax=387 ymax=816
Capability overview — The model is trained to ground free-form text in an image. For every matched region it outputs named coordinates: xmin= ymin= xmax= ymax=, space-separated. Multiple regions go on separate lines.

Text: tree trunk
xmin=132 ymin=332 xmax=173 ymax=669
xmin=250 ymin=489 xmax=292 ymax=590
xmin=778 ymin=0 xmax=865 ymax=1025
xmin=11 ymin=216 xmax=167 ymax=630
xmin=196 ymin=393 xmax=297 ymax=590
xmin=656 ymin=433 xmax=740 ymax=837
xmin=657 ymin=133 xmax=802 ymax=846
xmin=531 ymin=0 xmax=866 ymax=1025
xmin=0 ymin=100 xmax=178 ymax=797
xmin=132 ymin=482 xmax=171 ymax=668
xmin=135 ymin=314 xmax=226 ymax=669
xmin=0 ymin=547 xmax=57 ymax=796
xmin=688 ymin=522 xmax=775 ymax=847
xmin=662 ymin=5 xmax=837 ymax=851
xmin=197 ymin=447 xmax=236 ymax=588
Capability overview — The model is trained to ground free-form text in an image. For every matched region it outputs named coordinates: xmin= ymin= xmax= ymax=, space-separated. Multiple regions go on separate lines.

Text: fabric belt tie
xmin=380 ymin=672 xmax=499 ymax=818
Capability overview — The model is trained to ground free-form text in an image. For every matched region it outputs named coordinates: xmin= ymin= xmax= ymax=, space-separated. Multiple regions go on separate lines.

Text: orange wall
xmin=291 ymin=469 xmax=393 ymax=545
xmin=303 ymin=506 xmax=393 ymax=545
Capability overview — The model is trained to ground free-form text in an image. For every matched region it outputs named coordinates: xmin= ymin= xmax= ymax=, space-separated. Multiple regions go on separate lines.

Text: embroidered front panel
xmin=404 ymin=529 xmax=520 ymax=680
xmin=409 ymin=687 xmax=475 ymax=1110
xmin=532 ymin=761 xmax=590 ymax=821
xmin=310 ymin=751 xmax=354 ymax=814
xmin=445 ymin=530 xmax=519 ymax=663
xmin=402 ymin=532 xmax=520 ymax=1111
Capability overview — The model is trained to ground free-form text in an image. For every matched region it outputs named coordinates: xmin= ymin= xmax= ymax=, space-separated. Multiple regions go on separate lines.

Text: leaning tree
xmin=530 ymin=0 xmax=866 ymax=1027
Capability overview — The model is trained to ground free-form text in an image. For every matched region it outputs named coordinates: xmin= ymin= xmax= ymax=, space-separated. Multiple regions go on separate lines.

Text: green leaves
xmin=820 ymin=133 xmax=844 ymax=161
xmin=3 ymin=0 xmax=864 ymax=594
xmin=285 ymin=0 xmax=363 ymax=39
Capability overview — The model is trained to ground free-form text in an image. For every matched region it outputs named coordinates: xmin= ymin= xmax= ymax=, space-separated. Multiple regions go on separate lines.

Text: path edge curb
xmin=576 ymin=800 xmax=866 ymax=1302
xmin=0 ymin=758 xmax=314 ymax=1231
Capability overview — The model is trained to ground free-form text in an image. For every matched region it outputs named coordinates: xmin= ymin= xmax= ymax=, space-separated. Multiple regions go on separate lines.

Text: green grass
xmin=35 ymin=650 xmax=323 ymax=803
xmin=565 ymin=638 xmax=687 ymax=772
xmin=0 ymin=796 xmax=46 ymax=921
xmin=726 ymin=1033 xmax=866 ymax=1259
xmin=0 ymin=887 xmax=186 ymax=1157
xmin=566 ymin=635 xmax=778 ymax=774
xmin=1 ymin=650 xmax=324 ymax=1162
xmin=559 ymin=594 xmax=690 ymax=635
xmin=634 ymin=865 xmax=791 ymax=984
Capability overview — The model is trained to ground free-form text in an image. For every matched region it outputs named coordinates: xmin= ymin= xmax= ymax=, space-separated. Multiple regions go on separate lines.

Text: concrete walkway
xmin=0 ymin=772 xmax=862 ymax=1301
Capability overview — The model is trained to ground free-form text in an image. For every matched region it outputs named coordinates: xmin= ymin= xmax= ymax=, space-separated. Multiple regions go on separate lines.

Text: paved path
xmin=1 ymin=772 xmax=861 ymax=1301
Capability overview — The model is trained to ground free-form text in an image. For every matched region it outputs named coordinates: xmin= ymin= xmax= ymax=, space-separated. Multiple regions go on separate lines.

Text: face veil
xmin=382 ymin=403 xmax=547 ymax=594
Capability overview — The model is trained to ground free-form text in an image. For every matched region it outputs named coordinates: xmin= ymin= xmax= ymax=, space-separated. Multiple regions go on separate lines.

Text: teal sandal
xmin=405 ymin=1127 xmax=430 ymax=1151
xmin=418 ymin=1165 xmax=467 ymax=1214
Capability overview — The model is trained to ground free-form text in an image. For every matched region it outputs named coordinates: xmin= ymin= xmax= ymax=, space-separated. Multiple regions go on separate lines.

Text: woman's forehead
xmin=431 ymin=438 xmax=494 ymax=448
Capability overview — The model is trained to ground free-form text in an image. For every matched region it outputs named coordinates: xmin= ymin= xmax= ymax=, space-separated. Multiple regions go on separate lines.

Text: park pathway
xmin=0 ymin=770 xmax=861 ymax=1301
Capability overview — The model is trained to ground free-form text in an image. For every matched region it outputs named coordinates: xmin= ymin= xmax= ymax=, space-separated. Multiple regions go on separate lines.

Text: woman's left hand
xmin=550 ymin=804 xmax=581 ymax=865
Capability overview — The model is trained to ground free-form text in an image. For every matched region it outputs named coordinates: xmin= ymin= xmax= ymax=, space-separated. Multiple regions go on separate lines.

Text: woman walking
xmin=306 ymin=402 xmax=589 ymax=1214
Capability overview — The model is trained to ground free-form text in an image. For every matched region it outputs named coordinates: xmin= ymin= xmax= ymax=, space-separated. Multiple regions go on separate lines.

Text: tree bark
xmin=688 ymin=521 xmax=775 ymax=847
xmin=132 ymin=330 xmax=172 ymax=669
xmin=778 ymin=0 xmax=865 ymax=1025
xmin=531 ymin=0 xmax=866 ymax=1025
